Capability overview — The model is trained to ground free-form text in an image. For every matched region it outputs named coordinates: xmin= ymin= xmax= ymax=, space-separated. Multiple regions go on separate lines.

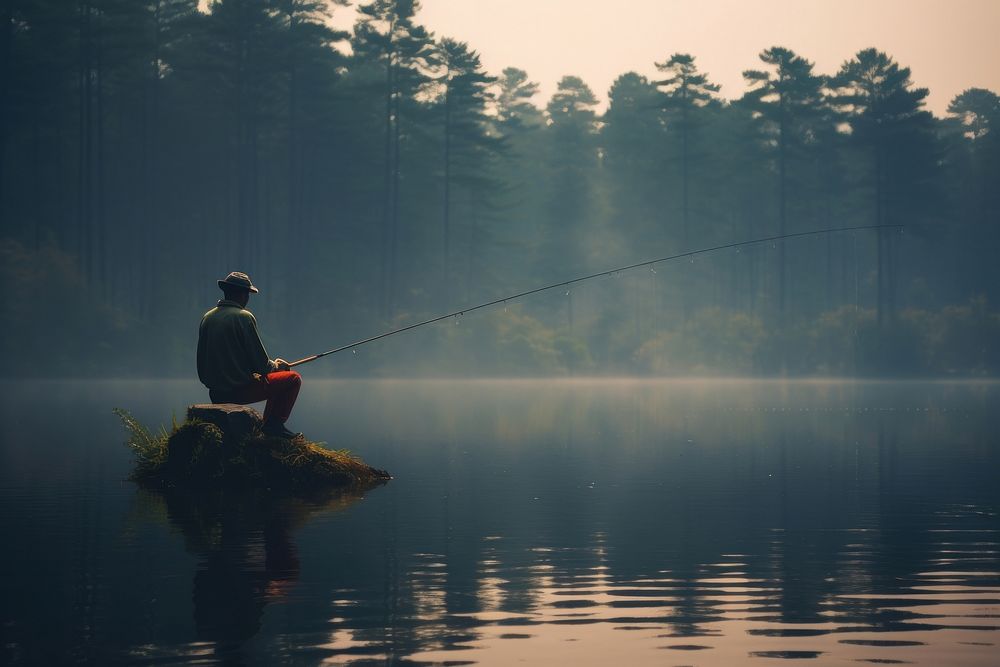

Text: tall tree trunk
xmin=817 ymin=152 xmax=834 ymax=312
xmin=286 ymin=7 xmax=300 ymax=321
xmin=380 ymin=47 xmax=393 ymax=317
xmin=287 ymin=26 xmax=299 ymax=231
xmin=887 ymin=222 xmax=897 ymax=324
xmin=249 ymin=114 xmax=260 ymax=270
xmin=680 ymin=101 xmax=691 ymax=319
xmin=777 ymin=102 xmax=787 ymax=326
xmin=442 ymin=76 xmax=452 ymax=310
xmin=31 ymin=107 xmax=41 ymax=249
xmin=747 ymin=213 xmax=757 ymax=315
xmin=95 ymin=9 xmax=106 ymax=298
xmin=142 ymin=0 xmax=163 ymax=323
xmin=825 ymin=232 xmax=833 ymax=311
xmin=875 ymin=140 xmax=885 ymax=328
xmin=776 ymin=96 xmax=788 ymax=374
xmin=466 ymin=210 xmax=479 ymax=305
xmin=234 ymin=10 xmax=257 ymax=271
xmin=680 ymin=105 xmax=689 ymax=249
xmin=78 ymin=0 xmax=93 ymax=281
xmin=0 ymin=0 xmax=12 ymax=227
xmin=389 ymin=77 xmax=402 ymax=316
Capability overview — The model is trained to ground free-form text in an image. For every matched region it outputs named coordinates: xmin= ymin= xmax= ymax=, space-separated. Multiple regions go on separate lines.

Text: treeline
xmin=1 ymin=0 xmax=999 ymax=377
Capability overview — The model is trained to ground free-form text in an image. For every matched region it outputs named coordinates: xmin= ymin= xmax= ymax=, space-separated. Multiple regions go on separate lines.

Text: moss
xmin=115 ymin=409 xmax=390 ymax=492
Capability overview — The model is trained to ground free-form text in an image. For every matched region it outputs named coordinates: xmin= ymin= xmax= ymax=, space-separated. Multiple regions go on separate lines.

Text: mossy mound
xmin=115 ymin=408 xmax=390 ymax=492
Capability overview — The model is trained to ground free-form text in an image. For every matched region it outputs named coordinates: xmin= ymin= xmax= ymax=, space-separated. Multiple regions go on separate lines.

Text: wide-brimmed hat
xmin=217 ymin=271 xmax=259 ymax=293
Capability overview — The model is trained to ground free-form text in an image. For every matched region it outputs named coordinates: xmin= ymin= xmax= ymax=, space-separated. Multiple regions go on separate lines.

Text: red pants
xmin=210 ymin=371 xmax=302 ymax=424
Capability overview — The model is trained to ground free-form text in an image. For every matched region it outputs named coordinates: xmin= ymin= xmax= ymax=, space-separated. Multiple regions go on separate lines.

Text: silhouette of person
xmin=197 ymin=271 xmax=302 ymax=439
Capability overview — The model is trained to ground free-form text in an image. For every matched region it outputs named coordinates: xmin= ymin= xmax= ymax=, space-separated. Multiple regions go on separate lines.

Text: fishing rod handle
xmin=288 ymin=355 xmax=320 ymax=368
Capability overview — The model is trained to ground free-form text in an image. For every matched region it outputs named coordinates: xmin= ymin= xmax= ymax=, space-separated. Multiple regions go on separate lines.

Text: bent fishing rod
xmin=288 ymin=223 xmax=903 ymax=368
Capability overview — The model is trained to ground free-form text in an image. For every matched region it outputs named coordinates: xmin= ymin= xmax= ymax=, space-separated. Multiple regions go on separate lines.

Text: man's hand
xmin=274 ymin=358 xmax=291 ymax=371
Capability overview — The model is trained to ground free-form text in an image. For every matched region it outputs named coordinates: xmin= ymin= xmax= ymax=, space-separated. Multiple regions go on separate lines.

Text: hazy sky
xmin=331 ymin=0 xmax=1000 ymax=116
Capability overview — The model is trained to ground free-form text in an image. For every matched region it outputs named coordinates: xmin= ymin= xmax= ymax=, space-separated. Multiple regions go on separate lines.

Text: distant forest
xmin=2 ymin=0 xmax=999 ymax=377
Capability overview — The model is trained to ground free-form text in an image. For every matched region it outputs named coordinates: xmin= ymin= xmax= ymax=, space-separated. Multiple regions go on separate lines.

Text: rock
xmin=187 ymin=404 xmax=262 ymax=441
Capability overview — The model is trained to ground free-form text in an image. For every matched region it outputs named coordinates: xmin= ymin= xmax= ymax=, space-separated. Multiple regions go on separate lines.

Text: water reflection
xmin=384 ymin=529 xmax=999 ymax=666
xmin=0 ymin=380 xmax=998 ymax=665
xmin=293 ymin=381 xmax=1000 ymax=665
xmin=135 ymin=486 xmax=368 ymax=661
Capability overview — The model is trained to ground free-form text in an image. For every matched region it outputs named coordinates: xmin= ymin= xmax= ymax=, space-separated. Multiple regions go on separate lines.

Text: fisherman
xmin=197 ymin=271 xmax=303 ymax=439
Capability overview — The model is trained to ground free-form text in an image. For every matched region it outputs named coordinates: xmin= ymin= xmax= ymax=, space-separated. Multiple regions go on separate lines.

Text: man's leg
xmin=261 ymin=371 xmax=302 ymax=425
xmin=211 ymin=373 xmax=301 ymax=437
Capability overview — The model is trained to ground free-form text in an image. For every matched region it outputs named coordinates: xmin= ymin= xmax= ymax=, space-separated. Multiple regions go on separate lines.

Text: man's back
xmin=197 ymin=300 xmax=272 ymax=392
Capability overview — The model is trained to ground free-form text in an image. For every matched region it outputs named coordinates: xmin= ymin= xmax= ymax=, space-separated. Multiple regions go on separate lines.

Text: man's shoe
xmin=261 ymin=420 xmax=303 ymax=440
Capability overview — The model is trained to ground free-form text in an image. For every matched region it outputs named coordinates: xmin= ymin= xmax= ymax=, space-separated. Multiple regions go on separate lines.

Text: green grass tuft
xmin=113 ymin=408 xmax=170 ymax=479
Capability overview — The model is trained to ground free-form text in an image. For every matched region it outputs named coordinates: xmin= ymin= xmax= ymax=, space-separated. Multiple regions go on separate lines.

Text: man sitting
xmin=197 ymin=271 xmax=303 ymax=439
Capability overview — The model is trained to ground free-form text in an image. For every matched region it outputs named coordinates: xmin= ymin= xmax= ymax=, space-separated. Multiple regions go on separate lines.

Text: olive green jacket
xmin=197 ymin=300 xmax=276 ymax=392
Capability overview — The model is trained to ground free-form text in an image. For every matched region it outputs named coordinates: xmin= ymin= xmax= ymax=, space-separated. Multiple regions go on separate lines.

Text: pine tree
xmin=944 ymin=88 xmax=1000 ymax=300
xmin=497 ymin=67 xmax=543 ymax=129
xmin=354 ymin=0 xmax=436 ymax=315
xmin=654 ymin=53 xmax=719 ymax=250
xmin=741 ymin=46 xmax=826 ymax=323
xmin=602 ymin=72 xmax=664 ymax=253
xmin=654 ymin=54 xmax=719 ymax=318
xmin=831 ymin=48 xmax=938 ymax=327
xmin=276 ymin=0 xmax=348 ymax=318
xmin=947 ymin=88 xmax=1000 ymax=141
xmin=438 ymin=38 xmax=498 ymax=308
xmin=541 ymin=75 xmax=598 ymax=278
xmin=494 ymin=66 xmax=543 ymax=285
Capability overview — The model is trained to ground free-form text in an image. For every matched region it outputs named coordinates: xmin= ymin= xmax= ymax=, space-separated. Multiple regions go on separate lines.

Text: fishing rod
xmin=288 ymin=223 xmax=903 ymax=368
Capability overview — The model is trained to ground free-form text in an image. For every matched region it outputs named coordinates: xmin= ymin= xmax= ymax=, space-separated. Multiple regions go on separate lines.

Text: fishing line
xmin=288 ymin=224 xmax=902 ymax=368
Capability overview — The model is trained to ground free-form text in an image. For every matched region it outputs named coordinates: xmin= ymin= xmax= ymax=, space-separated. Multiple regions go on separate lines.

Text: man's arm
xmin=196 ymin=319 xmax=210 ymax=386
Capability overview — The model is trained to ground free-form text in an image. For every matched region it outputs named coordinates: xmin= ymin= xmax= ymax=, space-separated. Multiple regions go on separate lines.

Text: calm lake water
xmin=1 ymin=379 xmax=998 ymax=666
